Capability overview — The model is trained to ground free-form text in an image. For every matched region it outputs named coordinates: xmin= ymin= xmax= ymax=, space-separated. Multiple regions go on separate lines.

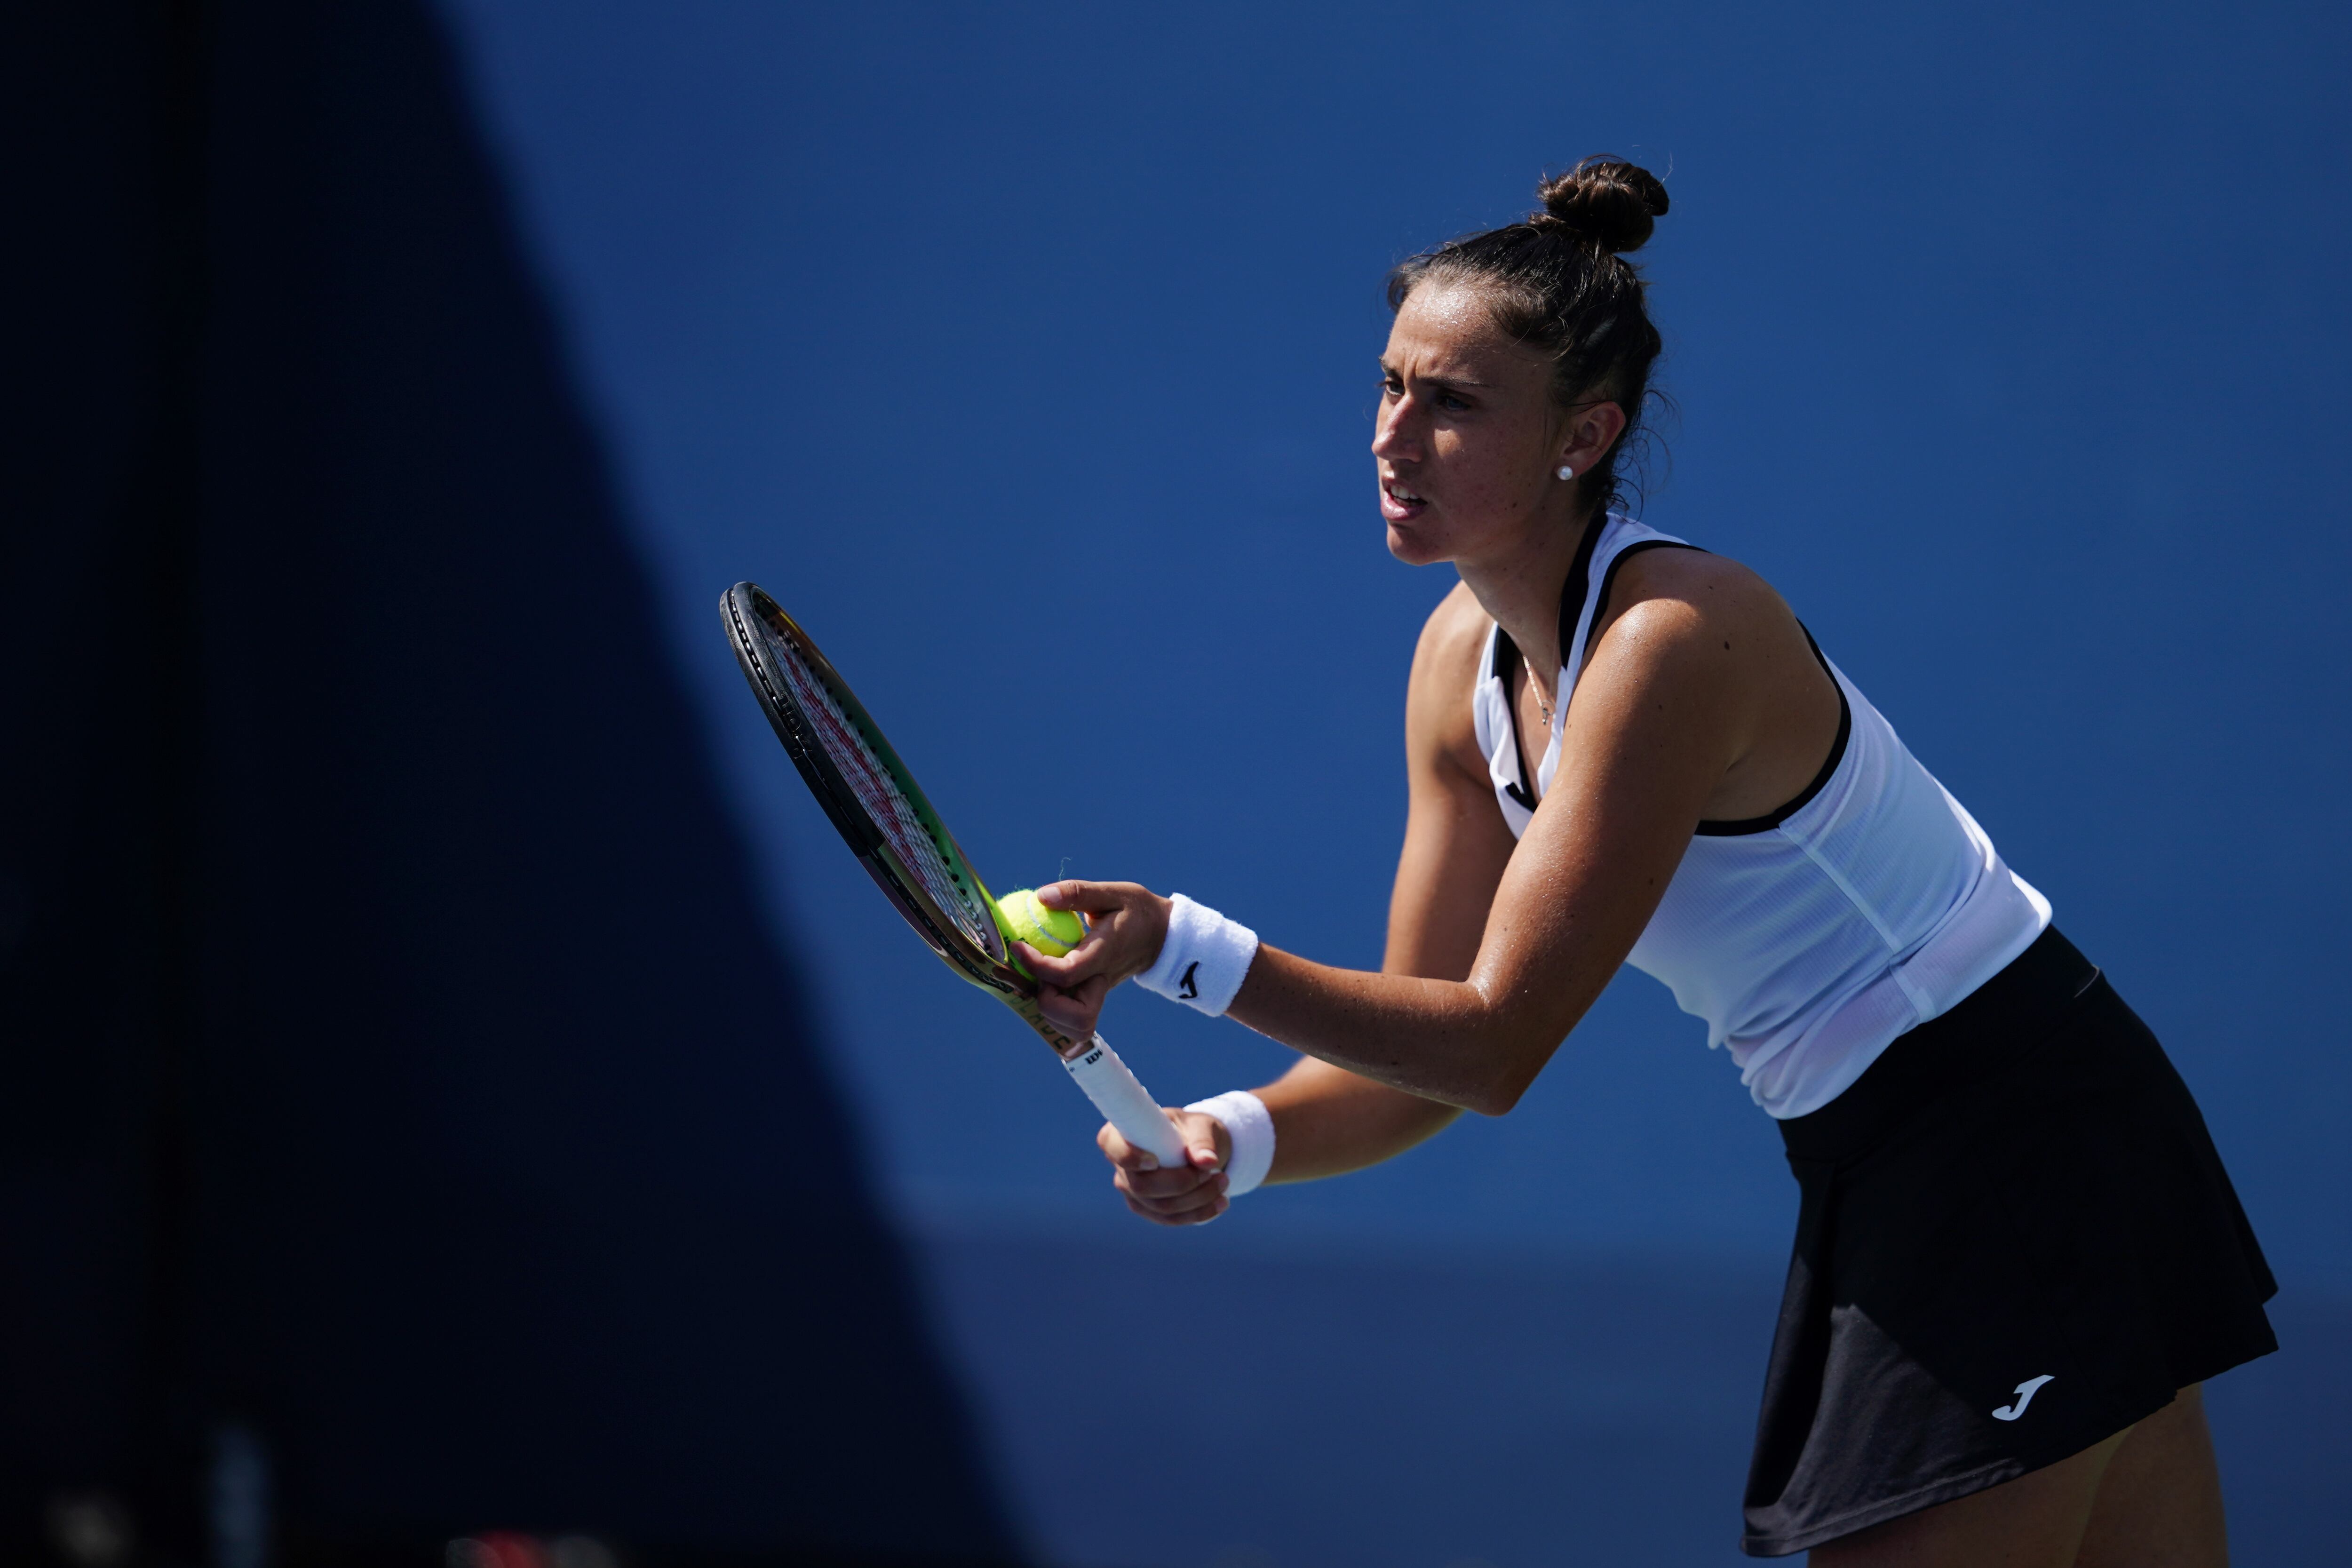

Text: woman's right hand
xmin=1098 ymin=1108 xmax=1231 ymax=1226
xmin=1016 ymin=880 xmax=1173 ymax=1041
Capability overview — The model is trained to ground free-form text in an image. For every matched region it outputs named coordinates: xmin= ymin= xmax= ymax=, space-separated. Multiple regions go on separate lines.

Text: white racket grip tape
xmin=1063 ymin=1033 xmax=1189 ymax=1169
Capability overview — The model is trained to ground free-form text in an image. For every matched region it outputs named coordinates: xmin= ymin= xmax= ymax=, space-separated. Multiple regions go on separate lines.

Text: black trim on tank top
xmin=1494 ymin=644 xmax=1537 ymax=811
xmin=1692 ymin=627 xmax=1851 ymax=836
xmin=1490 ymin=625 xmax=1536 ymax=810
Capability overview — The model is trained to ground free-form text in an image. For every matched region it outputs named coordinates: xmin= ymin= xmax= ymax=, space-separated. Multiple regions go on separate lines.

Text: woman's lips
xmin=1381 ymin=477 xmax=1427 ymax=521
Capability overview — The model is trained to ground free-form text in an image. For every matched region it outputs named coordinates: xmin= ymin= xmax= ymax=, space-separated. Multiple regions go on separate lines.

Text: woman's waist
xmin=1774 ymin=923 xmax=2102 ymax=1161
xmin=1630 ymin=854 xmax=2051 ymax=1088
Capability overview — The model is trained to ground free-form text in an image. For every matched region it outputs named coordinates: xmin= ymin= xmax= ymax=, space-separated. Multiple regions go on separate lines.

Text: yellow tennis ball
xmin=996 ymin=888 xmax=1085 ymax=957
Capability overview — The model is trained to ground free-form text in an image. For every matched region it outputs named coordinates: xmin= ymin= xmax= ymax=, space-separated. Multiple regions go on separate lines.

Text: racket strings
xmin=764 ymin=629 xmax=1002 ymax=959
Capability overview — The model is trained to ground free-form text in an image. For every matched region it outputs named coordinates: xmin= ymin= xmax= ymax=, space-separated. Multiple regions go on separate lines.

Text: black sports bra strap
xmin=1554 ymin=512 xmax=1611 ymax=660
xmin=1490 ymin=516 xmax=1612 ymax=814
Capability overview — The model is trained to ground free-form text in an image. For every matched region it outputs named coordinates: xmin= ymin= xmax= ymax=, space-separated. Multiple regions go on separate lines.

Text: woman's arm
xmin=1231 ymin=592 xmax=1734 ymax=1113
xmin=1245 ymin=587 xmax=1519 ymax=1179
xmin=1033 ymin=564 xmax=1769 ymax=1114
xmin=1095 ymin=591 xmax=1512 ymax=1222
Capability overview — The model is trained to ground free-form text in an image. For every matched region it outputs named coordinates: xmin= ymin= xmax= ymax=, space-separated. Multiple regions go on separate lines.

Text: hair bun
xmin=1534 ymin=158 xmax=1669 ymax=255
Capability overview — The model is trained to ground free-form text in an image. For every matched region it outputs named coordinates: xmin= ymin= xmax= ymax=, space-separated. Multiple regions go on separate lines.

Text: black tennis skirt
xmin=1740 ymin=927 xmax=2277 ymax=1557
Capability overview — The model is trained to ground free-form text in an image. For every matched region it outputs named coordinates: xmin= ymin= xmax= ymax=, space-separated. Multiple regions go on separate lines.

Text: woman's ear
xmin=1561 ymin=400 xmax=1629 ymax=473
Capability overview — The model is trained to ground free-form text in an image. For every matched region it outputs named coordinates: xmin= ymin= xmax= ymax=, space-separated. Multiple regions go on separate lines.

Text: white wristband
xmin=1183 ymin=1090 xmax=1275 ymax=1197
xmin=1135 ymin=894 xmax=1259 ymax=1016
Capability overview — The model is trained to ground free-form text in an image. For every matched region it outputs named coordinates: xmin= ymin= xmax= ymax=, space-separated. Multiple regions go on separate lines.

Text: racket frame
xmin=721 ymin=583 xmax=1096 ymax=1063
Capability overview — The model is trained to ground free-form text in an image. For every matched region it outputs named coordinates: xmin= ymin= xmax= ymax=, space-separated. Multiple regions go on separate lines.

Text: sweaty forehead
xmin=1386 ymin=282 xmax=1544 ymax=380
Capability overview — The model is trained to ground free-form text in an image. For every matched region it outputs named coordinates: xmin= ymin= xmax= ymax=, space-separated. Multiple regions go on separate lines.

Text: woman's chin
xmin=1386 ymin=520 xmax=1449 ymax=565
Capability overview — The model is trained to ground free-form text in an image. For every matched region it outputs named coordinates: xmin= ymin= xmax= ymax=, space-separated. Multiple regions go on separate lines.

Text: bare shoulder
xmin=1576 ymin=543 xmax=1847 ymax=820
xmin=1582 ymin=546 xmax=1839 ymax=801
xmin=1405 ymin=580 xmax=1491 ymax=776
xmin=1593 ymin=546 xmax=1803 ymax=663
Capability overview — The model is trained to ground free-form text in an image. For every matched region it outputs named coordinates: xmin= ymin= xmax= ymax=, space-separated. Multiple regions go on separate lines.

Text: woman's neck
xmin=1455 ymin=502 xmax=1600 ymax=684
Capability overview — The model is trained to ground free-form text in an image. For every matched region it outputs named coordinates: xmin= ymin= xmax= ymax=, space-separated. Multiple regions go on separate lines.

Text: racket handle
xmin=1062 ymin=1033 xmax=1189 ymax=1169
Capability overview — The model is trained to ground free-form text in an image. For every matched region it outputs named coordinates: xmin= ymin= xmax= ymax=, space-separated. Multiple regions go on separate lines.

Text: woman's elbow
xmin=1457 ymin=1056 xmax=1544 ymax=1117
xmin=1458 ymin=1081 xmax=1534 ymax=1114
xmin=1454 ymin=1016 xmax=1562 ymax=1116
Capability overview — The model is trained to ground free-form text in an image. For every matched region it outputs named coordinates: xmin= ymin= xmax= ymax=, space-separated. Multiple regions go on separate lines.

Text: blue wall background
xmin=421 ymin=2 xmax=2346 ymax=1563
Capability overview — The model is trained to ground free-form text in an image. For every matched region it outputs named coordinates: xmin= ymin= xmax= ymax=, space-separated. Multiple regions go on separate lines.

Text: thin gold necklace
xmin=1526 ymin=663 xmax=1557 ymax=729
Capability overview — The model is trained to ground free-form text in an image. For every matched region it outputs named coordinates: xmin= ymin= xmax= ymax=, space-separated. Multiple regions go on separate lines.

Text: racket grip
xmin=1062 ymin=1033 xmax=1189 ymax=1169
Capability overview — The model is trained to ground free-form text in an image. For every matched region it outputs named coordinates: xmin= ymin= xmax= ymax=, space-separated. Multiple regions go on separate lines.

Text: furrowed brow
xmin=1381 ymin=358 xmax=1492 ymax=392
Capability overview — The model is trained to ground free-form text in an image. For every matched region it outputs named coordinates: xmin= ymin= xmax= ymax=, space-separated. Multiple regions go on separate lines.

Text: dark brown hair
xmin=1387 ymin=157 xmax=1671 ymax=517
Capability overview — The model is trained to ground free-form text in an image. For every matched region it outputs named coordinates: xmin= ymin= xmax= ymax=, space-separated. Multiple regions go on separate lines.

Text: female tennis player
xmin=1015 ymin=159 xmax=2277 ymax=1564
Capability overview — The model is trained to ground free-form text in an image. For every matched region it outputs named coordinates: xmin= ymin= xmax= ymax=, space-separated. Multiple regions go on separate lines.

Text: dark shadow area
xmin=0 ymin=1 xmax=1014 ymax=1562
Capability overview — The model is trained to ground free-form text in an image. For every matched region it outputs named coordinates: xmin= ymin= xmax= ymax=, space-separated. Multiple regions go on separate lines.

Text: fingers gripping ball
xmin=996 ymin=887 xmax=1086 ymax=957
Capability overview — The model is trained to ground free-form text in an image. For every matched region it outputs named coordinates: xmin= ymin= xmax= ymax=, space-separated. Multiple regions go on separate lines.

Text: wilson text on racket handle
xmin=1062 ymin=1034 xmax=1190 ymax=1169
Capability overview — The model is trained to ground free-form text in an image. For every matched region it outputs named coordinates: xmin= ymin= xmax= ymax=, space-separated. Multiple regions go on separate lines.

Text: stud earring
xmin=1556 ymin=464 xmax=1575 ymax=480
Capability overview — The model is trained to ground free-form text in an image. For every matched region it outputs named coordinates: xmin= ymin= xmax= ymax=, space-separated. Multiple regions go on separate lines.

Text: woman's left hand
xmin=1015 ymin=880 xmax=1170 ymax=1038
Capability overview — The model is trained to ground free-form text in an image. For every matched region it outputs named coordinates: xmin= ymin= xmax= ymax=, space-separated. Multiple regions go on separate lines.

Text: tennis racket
xmin=720 ymin=582 xmax=1188 ymax=1167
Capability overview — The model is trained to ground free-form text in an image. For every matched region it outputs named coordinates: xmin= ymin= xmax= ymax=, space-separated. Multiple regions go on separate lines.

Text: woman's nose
xmin=1371 ymin=398 xmax=1415 ymax=459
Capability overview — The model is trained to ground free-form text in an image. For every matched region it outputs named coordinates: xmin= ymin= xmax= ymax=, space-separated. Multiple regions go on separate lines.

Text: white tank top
xmin=1473 ymin=514 xmax=2051 ymax=1118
